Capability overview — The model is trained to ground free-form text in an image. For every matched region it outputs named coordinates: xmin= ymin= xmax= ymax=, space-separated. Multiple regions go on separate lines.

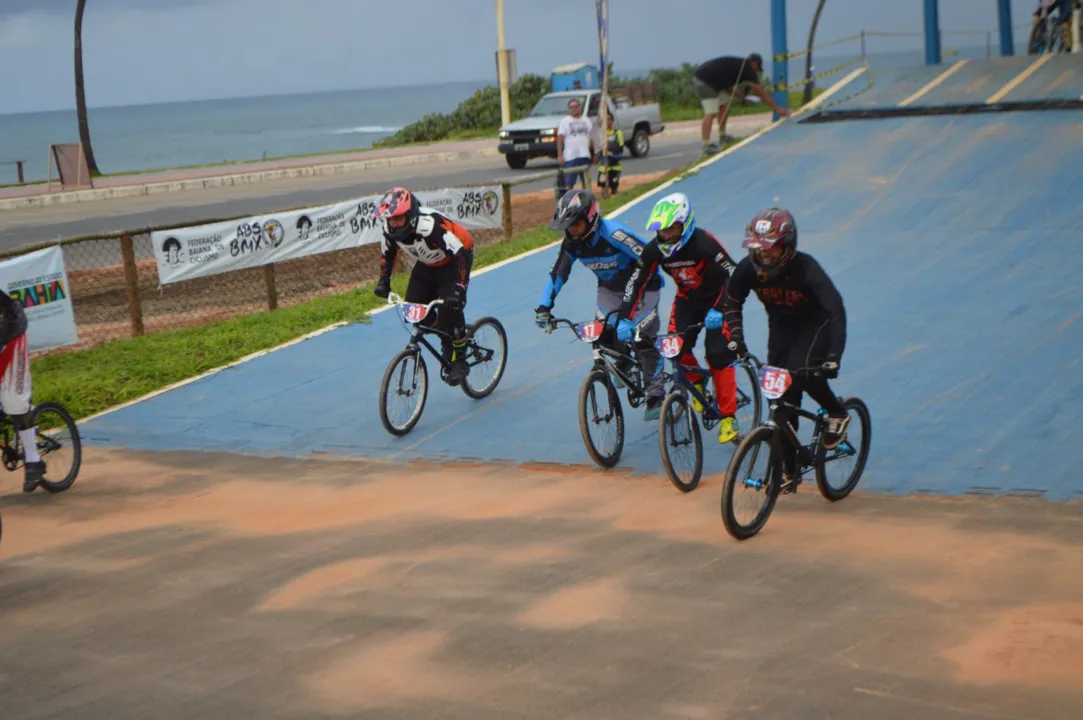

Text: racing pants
xmin=597 ymin=286 xmax=665 ymax=400
xmin=406 ymin=252 xmax=473 ymax=358
xmin=768 ymin=319 xmax=847 ymax=475
xmin=668 ymin=294 xmax=738 ymax=416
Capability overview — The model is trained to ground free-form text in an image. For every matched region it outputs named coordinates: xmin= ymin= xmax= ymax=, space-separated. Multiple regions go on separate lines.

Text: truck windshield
xmin=530 ymin=95 xmax=588 ymax=117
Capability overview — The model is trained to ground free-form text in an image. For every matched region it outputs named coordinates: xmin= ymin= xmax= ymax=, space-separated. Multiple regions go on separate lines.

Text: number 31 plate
xmin=759 ymin=365 xmax=792 ymax=400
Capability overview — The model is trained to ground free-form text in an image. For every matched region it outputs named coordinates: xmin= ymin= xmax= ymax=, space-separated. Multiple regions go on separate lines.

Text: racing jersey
xmin=620 ymin=227 xmax=738 ymax=318
xmin=724 ymin=251 xmax=847 ymax=359
xmin=378 ymin=208 xmax=474 ymax=286
xmin=0 ymin=290 xmax=27 ymax=345
xmin=538 ymin=217 xmax=662 ymax=309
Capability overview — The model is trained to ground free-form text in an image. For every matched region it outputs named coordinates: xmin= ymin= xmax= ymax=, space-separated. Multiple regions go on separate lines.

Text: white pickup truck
xmin=497 ymin=89 xmax=665 ymax=170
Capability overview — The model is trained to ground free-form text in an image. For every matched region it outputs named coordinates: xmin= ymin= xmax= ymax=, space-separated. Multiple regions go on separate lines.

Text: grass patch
xmin=32 ymin=167 xmax=684 ymax=422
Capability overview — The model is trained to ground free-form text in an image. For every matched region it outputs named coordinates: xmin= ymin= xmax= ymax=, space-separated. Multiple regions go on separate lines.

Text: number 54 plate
xmin=759 ymin=365 xmax=792 ymax=399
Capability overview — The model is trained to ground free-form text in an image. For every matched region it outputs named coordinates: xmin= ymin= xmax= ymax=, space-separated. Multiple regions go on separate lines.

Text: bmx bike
xmin=720 ymin=364 xmax=871 ymax=540
xmin=378 ymin=291 xmax=508 ymax=436
xmin=544 ymin=311 xmax=658 ymax=469
xmin=653 ymin=322 xmax=763 ymax=493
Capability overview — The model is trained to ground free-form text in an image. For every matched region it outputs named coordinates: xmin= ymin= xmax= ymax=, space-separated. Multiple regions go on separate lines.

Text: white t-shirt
xmin=558 ymin=114 xmax=593 ymax=163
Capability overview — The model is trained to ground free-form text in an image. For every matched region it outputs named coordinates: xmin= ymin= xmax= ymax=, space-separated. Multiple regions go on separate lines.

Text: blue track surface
xmin=81 ymin=77 xmax=1083 ymax=500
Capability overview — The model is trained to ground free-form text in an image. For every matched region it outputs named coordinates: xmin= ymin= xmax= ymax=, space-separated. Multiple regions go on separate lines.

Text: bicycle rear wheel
xmin=720 ymin=425 xmax=781 ymax=540
xmin=658 ymin=390 xmax=703 ymax=493
xmin=30 ymin=401 xmax=82 ymax=493
xmin=814 ymin=397 xmax=871 ymax=501
xmin=379 ymin=349 xmax=429 ymax=436
xmin=461 ymin=317 xmax=508 ymax=400
xmin=578 ymin=368 xmax=624 ymax=468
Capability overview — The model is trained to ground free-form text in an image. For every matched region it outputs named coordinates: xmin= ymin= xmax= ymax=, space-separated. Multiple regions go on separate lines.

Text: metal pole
xmin=860 ymin=29 xmax=866 ymax=59
xmin=923 ymin=0 xmax=941 ymax=65
xmin=495 ymin=0 xmax=511 ymax=127
xmin=770 ymin=0 xmax=789 ymax=120
xmin=986 ymin=30 xmax=991 ymax=59
xmin=997 ymin=0 xmax=1014 ymax=57
xmin=16 ymin=161 xmax=24 ymax=184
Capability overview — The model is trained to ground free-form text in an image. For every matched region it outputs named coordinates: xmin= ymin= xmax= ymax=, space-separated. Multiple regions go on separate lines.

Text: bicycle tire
xmin=658 ymin=391 xmax=703 ymax=493
xmin=814 ymin=397 xmax=872 ymax=502
xmin=30 ymin=401 xmax=83 ymax=494
xmin=734 ymin=359 xmax=763 ymax=438
xmin=461 ymin=316 xmax=508 ymax=400
xmin=578 ymin=368 xmax=624 ymax=469
xmin=379 ymin=349 xmax=429 ymax=437
xmin=720 ymin=425 xmax=781 ymax=540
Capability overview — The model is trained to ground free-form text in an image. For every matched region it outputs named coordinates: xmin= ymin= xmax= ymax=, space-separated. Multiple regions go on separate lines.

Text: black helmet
xmin=549 ymin=189 xmax=600 ymax=244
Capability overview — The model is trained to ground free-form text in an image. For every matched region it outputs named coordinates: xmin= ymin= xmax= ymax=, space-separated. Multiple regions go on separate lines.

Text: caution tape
xmin=772 ymin=32 xmax=864 ymax=62
xmin=764 ymin=56 xmax=865 ymax=93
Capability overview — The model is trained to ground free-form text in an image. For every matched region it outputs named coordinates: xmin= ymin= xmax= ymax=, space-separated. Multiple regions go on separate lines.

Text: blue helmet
xmin=645 ymin=192 xmax=696 ymax=258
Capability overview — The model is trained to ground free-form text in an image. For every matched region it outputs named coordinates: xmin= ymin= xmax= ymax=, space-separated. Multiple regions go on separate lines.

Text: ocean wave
xmin=331 ymin=125 xmax=402 ymax=135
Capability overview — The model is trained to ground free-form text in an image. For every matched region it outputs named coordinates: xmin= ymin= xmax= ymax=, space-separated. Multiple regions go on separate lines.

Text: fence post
xmin=860 ymin=30 xmax=866 ymax=59
xmin=501 ymin=182 xmax=513 ymax=242
xmin=263 ymin=263 xmax=278 ymax=310
xmin=119 ymin=233 xmax=145 ymax=337
xmin=16 ymin=161 xmax=24 ymax=185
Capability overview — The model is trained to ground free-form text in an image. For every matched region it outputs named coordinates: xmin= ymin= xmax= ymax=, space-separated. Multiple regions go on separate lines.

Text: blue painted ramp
xmin=1003 ymin=55 xmax=1083 ymax=102
xmin=82 ymin=109 xmax=1083 ymax=500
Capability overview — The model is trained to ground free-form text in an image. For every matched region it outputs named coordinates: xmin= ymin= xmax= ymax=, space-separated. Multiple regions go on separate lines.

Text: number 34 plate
xmin=759 ymin=365 xmax=792 ymax=400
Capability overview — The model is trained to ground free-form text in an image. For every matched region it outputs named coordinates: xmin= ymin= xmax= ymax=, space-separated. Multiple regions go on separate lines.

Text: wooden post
xmin=263 ymin=263 xmax=278 ymax=310
xmin=16 ymin=161 xmax=24 ymax=184
xmin=119 ymin=233 xmax=145 ymax=337
xmin=501 ymin=183 xmax=513 ymax=242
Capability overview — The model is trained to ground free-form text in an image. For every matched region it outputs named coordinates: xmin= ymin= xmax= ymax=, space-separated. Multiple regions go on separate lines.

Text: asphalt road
xmin=0 ymin=137 xmax=705 ymax=252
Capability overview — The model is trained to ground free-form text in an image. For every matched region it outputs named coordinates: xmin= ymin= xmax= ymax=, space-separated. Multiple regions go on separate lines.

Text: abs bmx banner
xmin=151 ymin=185 xmax=504 ymax=286
xmin=0 ymin=245 xmax=79 ymax=353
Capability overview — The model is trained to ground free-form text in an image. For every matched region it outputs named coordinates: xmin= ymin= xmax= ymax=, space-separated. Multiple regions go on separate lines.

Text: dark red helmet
xmin=742 ymin=207 xmax=797 ymax=279
xmin=375 ymin=186 xmax=420 ymax=243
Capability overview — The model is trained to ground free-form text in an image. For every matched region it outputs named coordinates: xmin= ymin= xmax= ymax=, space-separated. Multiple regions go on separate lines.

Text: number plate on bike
xmin=402 ymin=303 xmax=430 ymax=324
xmin=575 ymin=320 xmax=604 ymax=343
xmin=655 ymin=334 xmax=683 ymax=358
xmin=759 ymin=365 xmax=792 ymax=400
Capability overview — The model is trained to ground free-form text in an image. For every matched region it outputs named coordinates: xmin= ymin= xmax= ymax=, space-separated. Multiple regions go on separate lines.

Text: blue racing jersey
xmin=538 ymin=218 xmax=663 ymax=309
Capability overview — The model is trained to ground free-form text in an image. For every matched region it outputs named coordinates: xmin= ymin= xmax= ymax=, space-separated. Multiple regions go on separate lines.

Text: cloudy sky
xmin=0 ymin=0 xmax=1036 ymax=113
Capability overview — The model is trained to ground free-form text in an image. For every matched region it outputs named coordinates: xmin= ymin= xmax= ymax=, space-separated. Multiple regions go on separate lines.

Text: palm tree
xmin=74 ymin=0 xmax=101 ymax=175
xmin=803 ymin=0 xmax=828 ymax=105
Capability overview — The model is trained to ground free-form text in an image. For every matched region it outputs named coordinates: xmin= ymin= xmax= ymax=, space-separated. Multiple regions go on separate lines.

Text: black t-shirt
xmin=693 ymin=56 xmax=760 ymax=92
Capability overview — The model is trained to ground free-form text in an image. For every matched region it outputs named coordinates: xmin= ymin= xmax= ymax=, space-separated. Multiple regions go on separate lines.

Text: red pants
xmin=667 ymin=294 xmax=738 ymax=416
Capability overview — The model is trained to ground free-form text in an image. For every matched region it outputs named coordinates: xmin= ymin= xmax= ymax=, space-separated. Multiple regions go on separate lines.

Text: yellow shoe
xmin=690 ymin=380 xmax=705 ymax=413
xmin=717 ymin=416 xmax=738 ymax=444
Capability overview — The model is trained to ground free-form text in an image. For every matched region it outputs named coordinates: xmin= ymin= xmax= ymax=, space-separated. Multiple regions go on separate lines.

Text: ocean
xmin=0 ymin=42 xmax=1031 ymax=185
xmin=0 ymin=80 xmax=489 ymax=184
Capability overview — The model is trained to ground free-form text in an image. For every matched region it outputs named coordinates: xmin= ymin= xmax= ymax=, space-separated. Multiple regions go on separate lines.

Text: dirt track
xmin=2 ymin=449 xmax=1081 ymax=719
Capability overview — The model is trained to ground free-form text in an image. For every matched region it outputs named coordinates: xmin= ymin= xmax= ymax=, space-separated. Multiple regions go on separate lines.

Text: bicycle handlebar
xmin=544 ymin=312 xmax=646 ymax=344
xmin=387 ymin=291 xmax=445 ymax=311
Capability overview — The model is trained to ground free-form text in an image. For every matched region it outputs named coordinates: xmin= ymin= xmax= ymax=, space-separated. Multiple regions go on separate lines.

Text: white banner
xmin=0 ymin=246 xmax=79 ymax=353
xmin=151 ymin=186 xmax=504 ymax=285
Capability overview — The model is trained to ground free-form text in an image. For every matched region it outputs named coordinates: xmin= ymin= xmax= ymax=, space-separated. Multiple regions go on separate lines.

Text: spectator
xmin=556 ymin=97 xmax=595 ymax=196
xmin=693 ymin=53 xmax=790 ymax=155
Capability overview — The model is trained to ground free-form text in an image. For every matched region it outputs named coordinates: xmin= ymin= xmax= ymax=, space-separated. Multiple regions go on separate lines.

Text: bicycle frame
xmin=547 ymin=311 xmax=661 ymax=406
xmin=386 ymin=292 xmax=461 ymax=373
xmin=654 ymin=322 xmax=759 ymax=430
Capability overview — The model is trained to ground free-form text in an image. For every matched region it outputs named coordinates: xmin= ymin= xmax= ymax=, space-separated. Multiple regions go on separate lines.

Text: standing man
xmin=692 ymin=53 xmax=790 ymax=155
xmin=556 ymin=97 xmax=595 ymax=197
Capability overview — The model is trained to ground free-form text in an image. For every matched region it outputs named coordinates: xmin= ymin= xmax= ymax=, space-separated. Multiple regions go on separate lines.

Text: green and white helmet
xmin=645 ymin=192 xmax=696 ymax=258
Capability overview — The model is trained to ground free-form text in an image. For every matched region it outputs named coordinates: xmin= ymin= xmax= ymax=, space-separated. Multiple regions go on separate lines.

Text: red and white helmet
xmin=742 ymin=207 xmax=797 ymax=279
xmin=375 ymin=186 xmax=420 ymax=243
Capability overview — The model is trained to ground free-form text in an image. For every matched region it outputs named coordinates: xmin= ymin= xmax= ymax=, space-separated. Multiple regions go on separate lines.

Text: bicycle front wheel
xmin=733 ymin=359 xmax=762 ymax=441
xmin=461 ymin=316 xmax=508 ymax=400
xmin=30 ymin=401 xmax=82 ymax=493
xmin=720 ymin=425 xmax=781 ymax=540
xmin=658 ymin=391 xmax=703 ymax=493
xmin=578 ymin=368 xmax=625 ymax=468
xmin=379 ymin=349 xmax=429 ymax=436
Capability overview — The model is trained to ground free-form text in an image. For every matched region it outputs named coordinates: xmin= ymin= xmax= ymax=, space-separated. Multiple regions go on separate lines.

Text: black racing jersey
xmin=724 ymin=251 xmax=847 ymax=359
xmin=0 ymin=290 xmax=27 ymax=345
xmin=379 ymin=209 xmax=474 ymax=286
xmin=620 ymin=227 xmax=738 ymax=318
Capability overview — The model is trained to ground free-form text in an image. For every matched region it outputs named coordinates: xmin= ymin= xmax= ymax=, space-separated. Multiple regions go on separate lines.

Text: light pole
xmin=496 ymin=0 xmax=511 ymax=127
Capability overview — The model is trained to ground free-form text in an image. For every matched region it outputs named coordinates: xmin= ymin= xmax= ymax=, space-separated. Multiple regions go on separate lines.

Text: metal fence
xmin=8 ymin=173 xmax=559 ymax=356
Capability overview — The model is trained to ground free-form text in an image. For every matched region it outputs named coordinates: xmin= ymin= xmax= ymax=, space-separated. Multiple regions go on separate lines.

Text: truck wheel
xmin=505 ymin=154 xmax=528 ymax=169
xmin=629 ymin=128 xmax=650 ymax=158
